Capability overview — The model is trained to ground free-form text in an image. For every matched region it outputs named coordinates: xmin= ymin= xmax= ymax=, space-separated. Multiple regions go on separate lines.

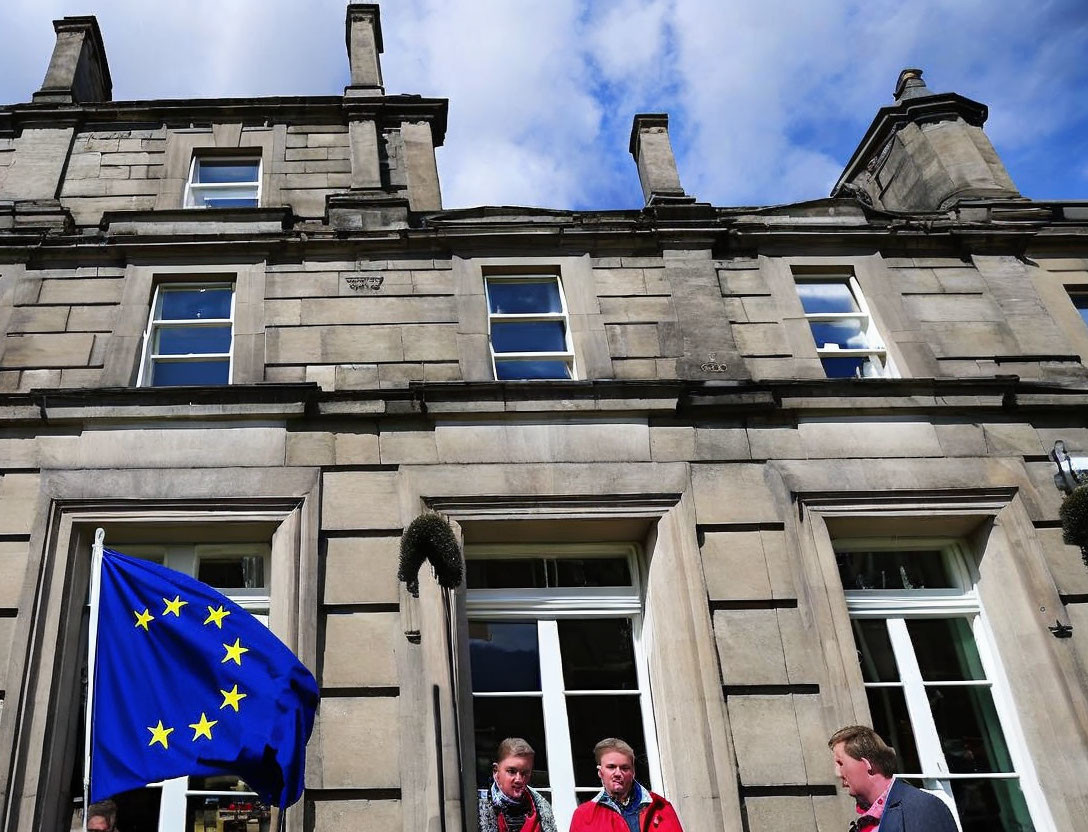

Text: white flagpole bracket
xmin=83 ymin=528 xmax=106 ymax=832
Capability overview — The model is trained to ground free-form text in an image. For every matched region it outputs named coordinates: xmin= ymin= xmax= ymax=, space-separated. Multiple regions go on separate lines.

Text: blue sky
xmin=3 ymin=0 xmax=1087 ymax=211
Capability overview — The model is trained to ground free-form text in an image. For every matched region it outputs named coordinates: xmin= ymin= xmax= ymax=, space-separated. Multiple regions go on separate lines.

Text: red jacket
xmin=569 ymin=790 xmax=683 ymax=832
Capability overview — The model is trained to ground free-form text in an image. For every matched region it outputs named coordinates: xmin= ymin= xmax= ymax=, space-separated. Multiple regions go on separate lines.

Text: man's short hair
xmin=496 ymin=737 xmax=535 ymax=762
xmin=594 ymin=737 xmax=636 ymax=765
xmin=87 ymin=800 xmax=118 ymax=829
xmin=828 ymin=725 xmax=897 ymax=777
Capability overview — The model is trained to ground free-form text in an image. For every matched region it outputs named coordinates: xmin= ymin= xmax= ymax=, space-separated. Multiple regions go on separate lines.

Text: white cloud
xmin=1 ymin=0 xmax=1085 ymax=208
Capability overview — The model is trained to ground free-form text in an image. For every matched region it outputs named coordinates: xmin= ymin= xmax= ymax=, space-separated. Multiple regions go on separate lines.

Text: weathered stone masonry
xmin=1 ymin=6 xmax=1088 ymax=832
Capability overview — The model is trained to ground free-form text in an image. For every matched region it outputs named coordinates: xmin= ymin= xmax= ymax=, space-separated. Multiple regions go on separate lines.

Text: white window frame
xmin=838 ymin=537 xmax=1054 ymax=832
xmin=484 ymin=275 xmax=577 ymax=380
xmin=465 ymin=543 xmax=660 ymax=832
xmin=183 ymin=155 xmax=262 ymax=209
xmin=136 ymin=282 xmax=236 ymax=387
xmin=794 ymin=273 xmax=895 ymax=378
xmin=116 ymin=542 xmax=272 ymax=832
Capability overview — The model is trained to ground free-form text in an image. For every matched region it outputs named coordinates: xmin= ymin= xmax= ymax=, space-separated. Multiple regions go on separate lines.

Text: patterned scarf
xmin=490 ymin=782 xmax=539 ymax=832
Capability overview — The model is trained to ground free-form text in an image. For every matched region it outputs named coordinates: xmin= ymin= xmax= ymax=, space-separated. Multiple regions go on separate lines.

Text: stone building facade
xmin=1 ymin=6 xmax=1087 ymax=832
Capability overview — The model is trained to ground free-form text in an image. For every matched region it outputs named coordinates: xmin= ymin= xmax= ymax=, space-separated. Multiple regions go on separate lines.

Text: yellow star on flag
xmin=134 ymin=608 xmax=154 ymax=631
xmin=147 ymin=720 xmax=174 ymax=749
xmin=219 ymin=684 xmax=247 ymax=712
xmin=162 ymin=595 xmax=188 ymax=617
xmin=204 ymin=605 xmax=230 ymax=628
xmin=221 ymin=637 xmax=249 ymax=666
xmin=189 ymin=712 xmax=218 ymax=741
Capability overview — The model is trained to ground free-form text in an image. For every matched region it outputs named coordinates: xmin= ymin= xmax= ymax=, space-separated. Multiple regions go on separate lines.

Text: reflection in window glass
xmin=926 ymin=686 xmax=1014 ymax=774
xmin=949 ymin=778 xmax=1035 ymax=832
xmin=558 ymin=619 xmax=638 ymax=690
xmin=486 ymin=276 xmax=573 ymax=380
xmin=1070 ymin=293 xmax=1088 ymax=328
xmin=197 ymin=556 xmax=265 ymax=590
xmin=907 ymin=619 xmax=985 ymax=681
xmin=852 ymin=619 xmax=899 ymax=683
xmin=808 ymin=319 xmax=868 ymax=349
xmin=492 ymin=321 xmax=568 ymax=354
xmin=469 ymin=621 xmax=541 ymax=692
xmin=495 ymin=360 xmax=572 ymax=380
xmin=865 ymin=686 xmax=921 ymax=773
xmin=472 ymin=696 xmax=548 ymax=789
xmin=796 ymin=280 xmax=860 ymax=314
xmin=142 ymin=285 xmax=234 ymax=388
xmin=160 ymin=287 xmax=232 ymax=320
xmin=820 ymin=355 xmax=881 ymax=379
xmin=837 ymin=549 xmax=953 ymax=590
xmin=467 ymin=558 xmax=548 ymax=589
xmin=565 ymin=695 xmax=645 ymax=787
xmin=467 ymin=557 xmax=632 ymax=590
xmin=186 ymin=158 xmax=260 ymax=208
xmin=488 ymin=281 xmax=563 ymax=314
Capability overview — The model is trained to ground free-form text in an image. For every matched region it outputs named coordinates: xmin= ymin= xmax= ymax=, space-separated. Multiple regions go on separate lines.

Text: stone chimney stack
xmin=833 ymin=68 xmax=1019 ymax=212
xmin=33 ymin=16 xmax=112 ymax=104
xmin=345 ymin=3 xmax=384 ymax=96
xmin=629 ymin=114 xmax=694 ymax=206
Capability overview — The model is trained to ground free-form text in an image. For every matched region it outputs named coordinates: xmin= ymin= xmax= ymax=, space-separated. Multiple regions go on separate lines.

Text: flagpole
xmin=83 ymin=527 xmax=106 ymax=832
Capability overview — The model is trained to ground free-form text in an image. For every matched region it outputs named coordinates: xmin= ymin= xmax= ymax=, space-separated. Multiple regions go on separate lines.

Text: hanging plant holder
xmin=398 ymin=512 xmax=464 ymax=597
xmin=1059 ymin=484 xmax=1088 ymax=568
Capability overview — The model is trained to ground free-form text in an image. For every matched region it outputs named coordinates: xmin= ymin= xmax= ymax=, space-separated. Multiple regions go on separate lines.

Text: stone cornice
xmin=0 ymin=94 xmax=448 ymax=144
xmin=3 ymin=377 xmax=1087 ymax=427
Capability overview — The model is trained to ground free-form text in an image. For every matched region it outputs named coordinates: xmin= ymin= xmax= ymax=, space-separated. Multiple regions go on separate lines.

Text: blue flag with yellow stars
xmin=90 ymin=548 xmax=319 ymax=808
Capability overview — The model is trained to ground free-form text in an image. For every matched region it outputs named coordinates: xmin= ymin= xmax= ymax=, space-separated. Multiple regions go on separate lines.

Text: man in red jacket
xmin=569 ymin=738 xmax=684 ymax=832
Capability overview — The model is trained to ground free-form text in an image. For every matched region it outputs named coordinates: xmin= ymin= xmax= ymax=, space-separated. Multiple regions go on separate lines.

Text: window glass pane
xmin=949 ymin=778 xmax=1036 ymax=832
xmin=808 ymin=319 xmax=871 ymax=350
xmin=186 ymin=792 xmax=271 ymax=832
xmin=102 ymin=786 xmax=163 ymax=830
xmin=796 ymin=280 xmax=859 ymax=314
xmin=155 ymin=324 xmax=232 ymax=355
xmin=1071 ymin=293 xmax=1088 ymax=327
xmin=851 ymin=619 xmax=899 ymax=682
xmin=558 ymin=619 xmax=638 ymax=690
xmin=467 ymin=558 xmax=547 ymax=589
xmin=865 ymin=687 xmax=921 ymax=773
xmin=473 ymin=696 xmax=548 ymax=789
xmin=491 ymin=321 xmax=567 ymax=354
xmin=907 ymin=618 xmax=986 ymax=681
xmin=198 ymin=556 xmax=265 ymax=590
xmin=837 ymin=549 xmax=954 ymax=591
xmin=469 ymin=621 xmax=541 ymax=692
xmin=488 ymin=280 xmax=563 ymax=314
xmin=194 ymin=160 xmax=259 ymax=184
xmin=495 ymin=360 xmax=571 ymax=380
xmin=151 ymin=359 xmax=230 ymax=387
xmin=553 ymin=558 xmax=632 ymax=588
xmin=159 ymin=288 xmax=232 ymax=320
xmin=926 ymin=686 xmax=1015 ymax=773
xmin=201 ymin=195 xmax=259 ymax=208
xmin=565 ymin=695 xmax=645 ymax=787
xmin=820 ymin=355 xmax=881 ymax=378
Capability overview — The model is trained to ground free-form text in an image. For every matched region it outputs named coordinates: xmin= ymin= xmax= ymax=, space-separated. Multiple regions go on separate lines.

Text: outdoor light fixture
xmin=1050 ymin=440 xmax=1088 ymax=492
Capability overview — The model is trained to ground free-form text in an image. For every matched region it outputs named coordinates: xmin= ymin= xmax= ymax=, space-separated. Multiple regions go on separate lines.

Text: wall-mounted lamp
xmin=1050 ymin=440 xmax=1088 ymax=493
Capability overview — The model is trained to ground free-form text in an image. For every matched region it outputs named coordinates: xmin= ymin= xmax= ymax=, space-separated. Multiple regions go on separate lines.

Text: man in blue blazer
xmin=829 ymin=726 xmax=959 ymax=832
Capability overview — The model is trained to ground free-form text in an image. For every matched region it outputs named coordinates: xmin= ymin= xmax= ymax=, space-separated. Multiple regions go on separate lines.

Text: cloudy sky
xmin=2 ymin=0 xmax=1086 ymax=211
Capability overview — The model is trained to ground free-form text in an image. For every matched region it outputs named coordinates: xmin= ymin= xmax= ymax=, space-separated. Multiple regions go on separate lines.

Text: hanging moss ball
xmin=399 ymin=512 xmax=464 ymax=595
xmin=1060 ymin=485 xmax=1088 ymax=549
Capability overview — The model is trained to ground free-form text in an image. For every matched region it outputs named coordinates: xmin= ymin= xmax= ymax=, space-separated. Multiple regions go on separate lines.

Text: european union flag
xmin=90 ymin=548 xmax=319 ymax=808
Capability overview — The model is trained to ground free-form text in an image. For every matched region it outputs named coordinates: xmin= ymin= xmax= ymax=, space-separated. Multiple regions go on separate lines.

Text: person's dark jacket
xmin=867 ymin=779 xmax=958 ymax=832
